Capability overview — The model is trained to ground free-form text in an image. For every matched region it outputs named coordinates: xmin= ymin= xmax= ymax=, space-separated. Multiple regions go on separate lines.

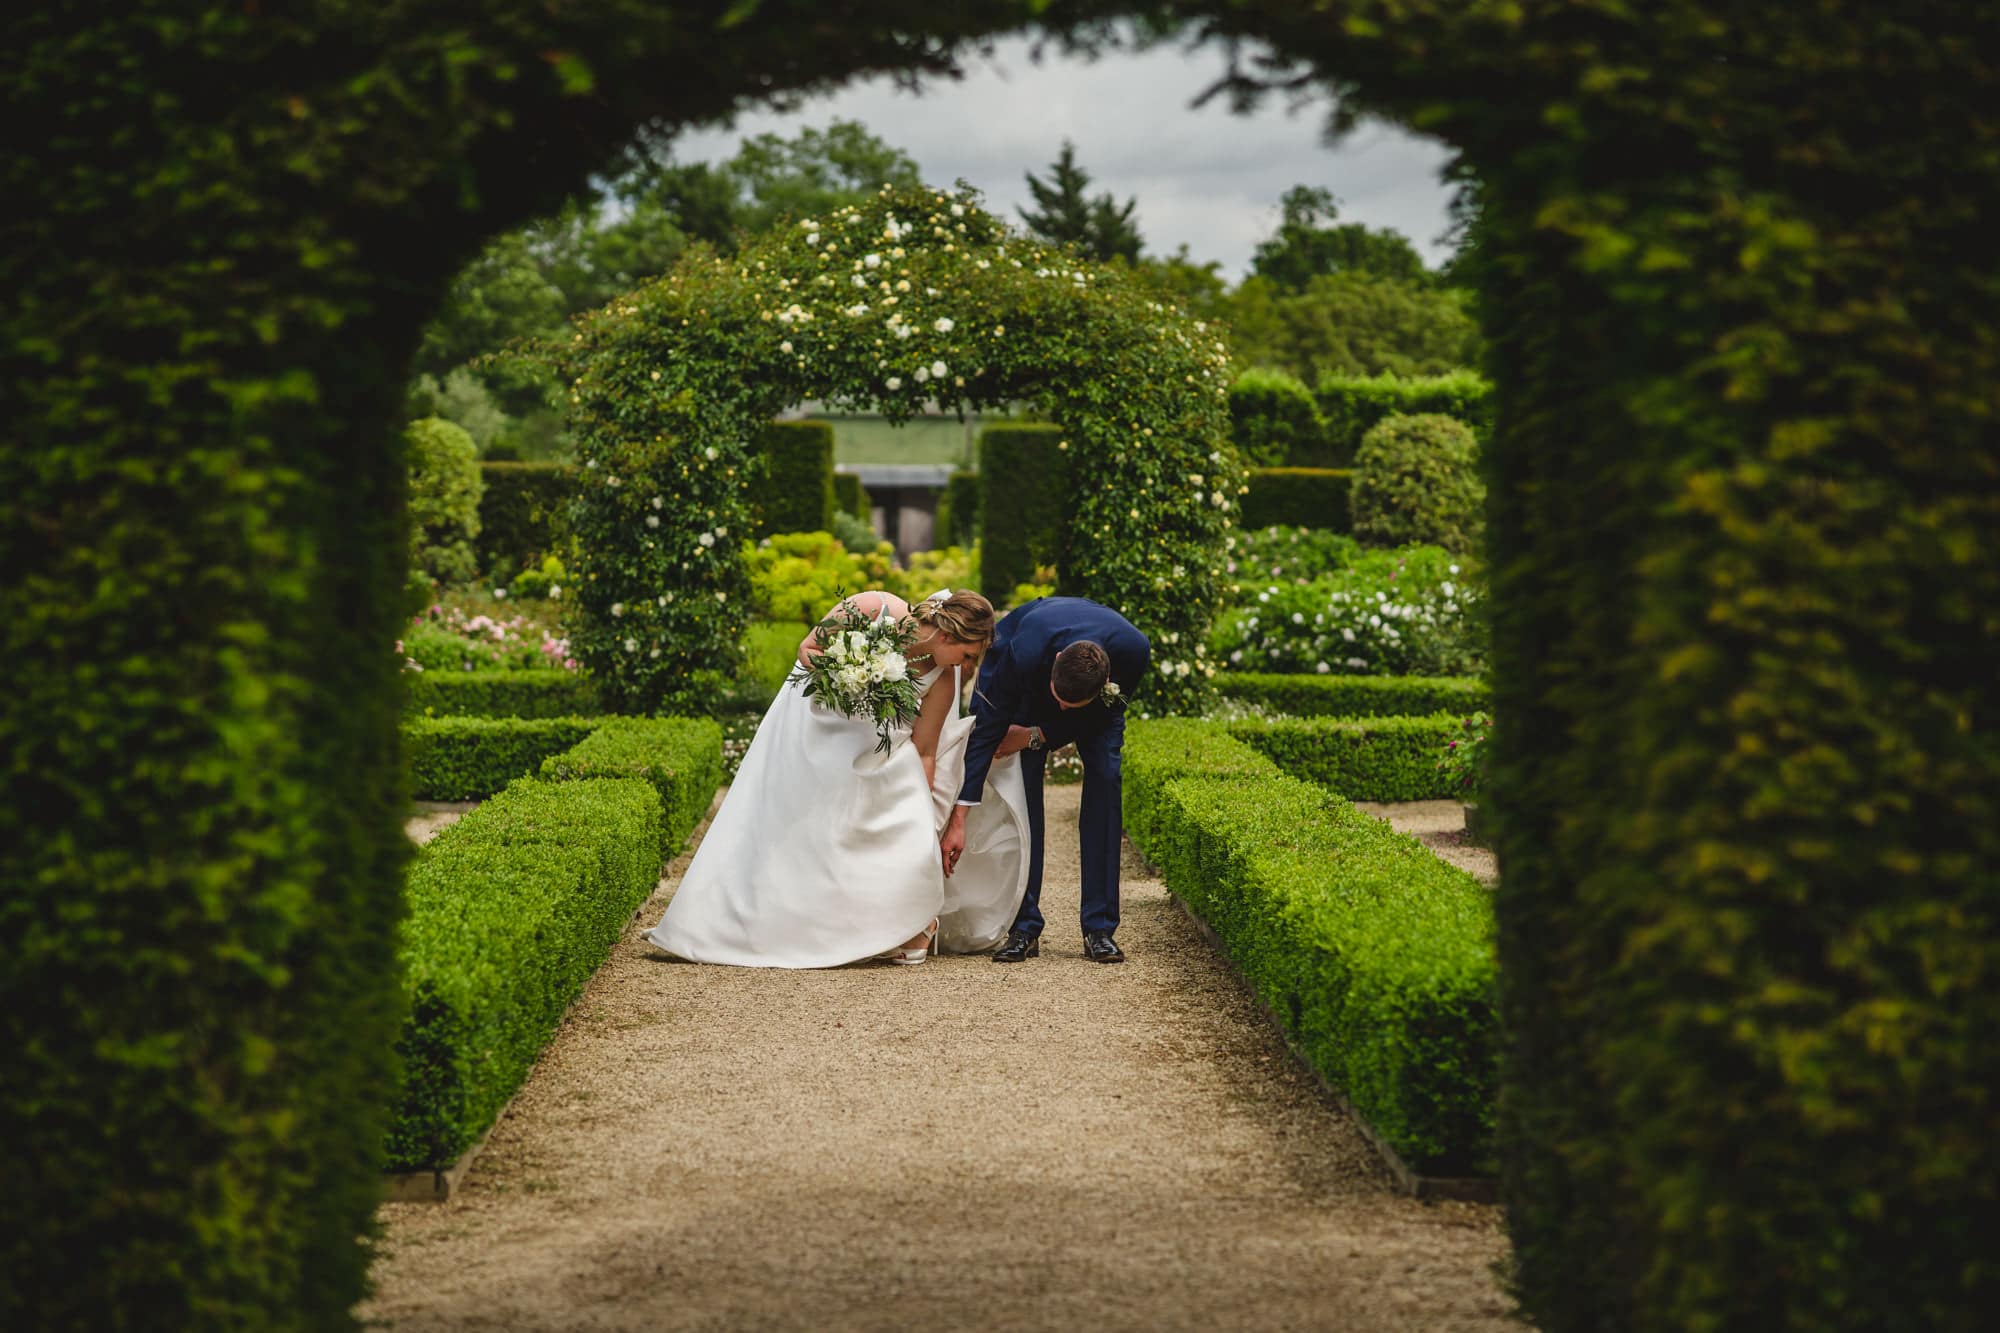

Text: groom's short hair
xmin=1052 ymin=641 xmax=1111 ymax=704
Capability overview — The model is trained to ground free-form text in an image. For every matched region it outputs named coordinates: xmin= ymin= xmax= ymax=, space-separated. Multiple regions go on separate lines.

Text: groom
xmin=940 ymin=596 xmax=1150 ymax=963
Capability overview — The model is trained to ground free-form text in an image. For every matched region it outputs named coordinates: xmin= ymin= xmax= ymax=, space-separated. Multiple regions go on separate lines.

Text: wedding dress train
xmin=642 ymin=663 xmax=1030 ymax=967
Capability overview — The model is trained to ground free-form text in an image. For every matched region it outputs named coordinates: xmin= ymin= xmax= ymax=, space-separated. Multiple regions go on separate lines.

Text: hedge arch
xmin=6 ymin=4 xmax=1996 ymax=1331
xmin=557 ymin=184 xmax=1236 ymax=715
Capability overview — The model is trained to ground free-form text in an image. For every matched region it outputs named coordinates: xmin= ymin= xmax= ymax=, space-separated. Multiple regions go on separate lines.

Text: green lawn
xmin=811 ymin=413 xmax=984 ymax=467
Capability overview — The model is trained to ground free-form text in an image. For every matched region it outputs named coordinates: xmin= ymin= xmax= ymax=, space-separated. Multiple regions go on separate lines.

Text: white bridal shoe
xmin=882 ymin=918 xmax=940 ymax=965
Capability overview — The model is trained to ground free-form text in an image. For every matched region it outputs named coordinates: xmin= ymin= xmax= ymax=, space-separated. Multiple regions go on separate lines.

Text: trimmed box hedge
xmin=1312 ymin=371 xmax=1493 ymax=467
xmin=977 ymin=424 xmax=1069 ymax=603
xmin=832 ymin=471 xmax=870 ymax=520
xmin=404 ymin=715 xmax=599 ymax=800
xmin=386 ymin=776 xmax=663 ymax=1172
xmin=1224 ymin=713 xmax=1462 ymax=802
xmin=1145 ymin=773 xmax=1497 ymax=1173
xmin=753 ymin=421 xmax=836 ymax=537
xmin=404 ymin=668 xmax=602 ymax=719
xmin=1123 ymin=719 xmax=1497 ymax=1174
xmin=475 ymin=461 xmax=576 ymax=580
xmin=538 ymin=716 xmax=723 ymax=859
xmin=936 ymin=467 xmax=981 ymax=547
xmin=1219 ymin=673 xmax=1487 ymax=718
xmin=1240 ymin=467 xmax=1351 ymax=531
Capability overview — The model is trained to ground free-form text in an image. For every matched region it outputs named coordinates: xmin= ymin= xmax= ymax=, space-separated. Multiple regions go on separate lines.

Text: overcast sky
xmin=669 ymin=33 xmax=1459 ymax=282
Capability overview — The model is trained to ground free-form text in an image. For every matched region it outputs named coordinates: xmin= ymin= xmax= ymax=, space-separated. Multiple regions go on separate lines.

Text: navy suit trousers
xmin=1012 ymin=715 xmax=1125 ymax=937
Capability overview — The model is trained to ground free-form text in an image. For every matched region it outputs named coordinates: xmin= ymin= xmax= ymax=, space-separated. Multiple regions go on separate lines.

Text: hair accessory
xmin=922 ymin=588 xmax=952 ymax=606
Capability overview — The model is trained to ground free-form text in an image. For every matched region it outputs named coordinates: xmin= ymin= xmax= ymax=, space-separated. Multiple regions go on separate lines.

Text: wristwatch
xmin=1026 ymin=726 xmax=1046 ymax=751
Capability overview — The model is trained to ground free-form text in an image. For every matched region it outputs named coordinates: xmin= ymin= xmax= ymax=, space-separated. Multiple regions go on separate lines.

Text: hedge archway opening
xmin=9 ymin=5 xmax=1995 ymax=1331
xmin=555 ymin=183 xmax=1237 ymax=715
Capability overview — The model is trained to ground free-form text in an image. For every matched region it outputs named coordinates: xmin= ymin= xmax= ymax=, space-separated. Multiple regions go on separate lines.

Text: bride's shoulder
xmin=835 ymin=589 xmax=909 ymax=620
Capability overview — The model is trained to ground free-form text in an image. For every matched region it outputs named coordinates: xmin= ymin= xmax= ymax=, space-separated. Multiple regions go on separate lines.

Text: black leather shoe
xmin=1082 ymin=931 xmax=1125 ymax=964
xmin=991 ymin=931 xmax=1040 ymax=963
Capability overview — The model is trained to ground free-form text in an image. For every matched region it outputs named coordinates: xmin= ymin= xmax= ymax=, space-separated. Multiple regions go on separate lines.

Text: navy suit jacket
xmin=956 ymin=597 xmax=1150 ymax=805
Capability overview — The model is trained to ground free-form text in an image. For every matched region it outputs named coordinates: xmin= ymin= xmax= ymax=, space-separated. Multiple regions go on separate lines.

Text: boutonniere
xmin=1099 ymin=681 xmax=1124 ymax=709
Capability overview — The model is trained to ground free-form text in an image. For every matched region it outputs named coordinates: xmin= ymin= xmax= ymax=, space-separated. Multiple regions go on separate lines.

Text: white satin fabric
xmin=642 ymin=664 xmax=1031 ymax=967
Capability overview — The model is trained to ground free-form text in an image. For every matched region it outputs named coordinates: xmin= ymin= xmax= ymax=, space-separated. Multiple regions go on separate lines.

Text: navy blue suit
xmin=956 ymin=597 xmax=1150 ymax=938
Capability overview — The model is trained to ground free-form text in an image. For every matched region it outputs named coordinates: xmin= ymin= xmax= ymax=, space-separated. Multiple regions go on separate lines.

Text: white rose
xmin=610 ymin=602 xmax=624 ymax=617
xmin=698 ymin=532 xmax=715 ymax=548
xmin=879 ymin=654 xmax=908 ymax=682
xmin=847 ymin=631 xmax=870 ymax=656
xmin=915 ymin=367 xmax=930 ymax=384
xmin=934 ymin=317 xmax=954 ymax=333
xmin=930 ymin=360 xmax=947 ymax=378
xmin=864 ymin=253 xmax=881 ymax=268
xmin=704 ymin=447 xmax=718 ymax=461
xmin=646 ymin=515 xmax=660 ymax=529
xmin=651 ymin=495 xmax=664 ymax=509
xmin=885 ymin=376 xmax=903 ymax=390
xmin=623 ymin=637 xmax=638 ymax=653
xmin=780 ymin=340 xmax=793 ymax=353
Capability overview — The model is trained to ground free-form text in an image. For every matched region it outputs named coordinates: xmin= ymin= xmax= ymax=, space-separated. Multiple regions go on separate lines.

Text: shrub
xmin=403 ymin=669 xmax=601 ymax=719
xmin=538 ymin=716 xmax=723 ymax=859
xmin=1350 ymin=413 xmax=1485 ymax=555
xmin=936 ymin=468 xmax=981 ymax=546
xmin=830 ymin=510 xmax=878 ymax=555
xmin=506 ymin=553 xmax=567 ymax=600
xmin=1314 ymin=370 xmax=1493 ymax=466
xmin=1229 ymin=367 xmax=1327 ymax=467
xmin=741 ymin=621 xmax=804 ymax=701
xmin=475 ymin=461 xmax=575 ymax=581
xmin=387 ymin=776 xmax=662 ymax=1171
xmin=977 ymin=425 xmax=1070 ymax=606
xmin=1218 ymin=673 xmax=1488 ymax=718
xmin=832 ymin=471 xmax=870 ymax=521
xmin=1240 ymin=468 xmax=1351 ymax=530
xmin=1436 ymin=711 xmax=1492 ymax=800
xmin=1120 ymin=731 xmax=1497 ymax=1174
xmin=1223 ymin=525 xmax=1362 ymax=591
xmin=401 ymin=604 xmax=574 ymax=673
xmin=887 ymin=545 xmax=977 ymax=605
xmin=752 ymin=421 xmax=836 ymax=537
xmin=403 ymin=715 xmax=598 ymax=800
xmin=406 ymin=417 xmax=484 ymax=587
xmin=1225 ymin=713 xmax=1464 ymax=802
xmin=744 ymin=530 xmax=896 ymax=624
xmin=1211 ymin=545 xmax=1485 ymax=677
xmin=1123 ymin=718 xmax=1283 ymax=850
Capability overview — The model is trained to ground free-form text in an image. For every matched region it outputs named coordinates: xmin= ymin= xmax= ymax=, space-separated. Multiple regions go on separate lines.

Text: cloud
xmin=668 ymin=34 xmax=1458 ymax=279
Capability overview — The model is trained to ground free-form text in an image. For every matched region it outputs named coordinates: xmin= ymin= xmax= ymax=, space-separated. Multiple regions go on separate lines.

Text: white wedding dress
xmin=641 ymin=660 xmax=1031 ymax=967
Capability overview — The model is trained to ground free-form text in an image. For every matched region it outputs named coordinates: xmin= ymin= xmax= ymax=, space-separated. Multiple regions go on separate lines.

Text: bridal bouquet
xmin=787 ymin=598 xmax=922 ymax=756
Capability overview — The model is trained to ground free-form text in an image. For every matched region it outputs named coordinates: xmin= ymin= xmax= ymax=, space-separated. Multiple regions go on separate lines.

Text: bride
xmin=641 ymin=588 xmax=1033 ymax=968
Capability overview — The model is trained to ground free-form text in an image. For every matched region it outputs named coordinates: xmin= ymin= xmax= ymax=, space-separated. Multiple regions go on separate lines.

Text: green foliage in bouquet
xmin=405 ymin=417 xmax=485 ymax=589
xmin=790 ymin=597 xmax=923 ymax=755
xmin=553 ymin=184 xmax=1237 ymax=716
xmin=1350 ymin=413 xmax=1484 ymax=555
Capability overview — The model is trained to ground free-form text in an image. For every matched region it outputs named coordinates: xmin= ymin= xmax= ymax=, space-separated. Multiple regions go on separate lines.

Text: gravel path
xmin=363 ymin=786 xmax=1515 ymax=1331
xmin=1354 ymin=800 xmax=1499 ymax=887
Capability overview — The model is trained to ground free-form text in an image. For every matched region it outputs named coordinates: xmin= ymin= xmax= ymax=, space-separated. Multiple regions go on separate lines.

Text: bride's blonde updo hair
xmin=913 ymin=589 xmax=996 ymax=650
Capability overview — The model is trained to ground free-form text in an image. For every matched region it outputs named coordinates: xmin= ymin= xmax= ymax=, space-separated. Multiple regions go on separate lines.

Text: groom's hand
xmin=939 ymin=807 xmax=968 ymax=878
xmin=994 ymin=724 xmax=1038 ymax=757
